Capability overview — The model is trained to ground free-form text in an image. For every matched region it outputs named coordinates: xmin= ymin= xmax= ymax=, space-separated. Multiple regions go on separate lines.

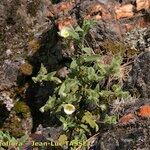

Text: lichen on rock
xmin=2 ymin=101 xmax=32 ymax=138
xmin=125 ymin=51 xmax=150 ymax=98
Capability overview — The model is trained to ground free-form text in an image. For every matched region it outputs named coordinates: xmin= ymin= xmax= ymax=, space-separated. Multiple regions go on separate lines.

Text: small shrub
xmin=32 ymin=20 xmax=129 ymax=149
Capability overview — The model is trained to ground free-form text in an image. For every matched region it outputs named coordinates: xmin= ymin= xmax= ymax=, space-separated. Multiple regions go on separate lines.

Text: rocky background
xmin=0 ymin=0 xmax=150 ymax=150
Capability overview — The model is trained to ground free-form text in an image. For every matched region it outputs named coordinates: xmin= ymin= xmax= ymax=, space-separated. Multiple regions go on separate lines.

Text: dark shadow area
xmin=16 ymin=23 xmax=72 ymax=132
xmin=51 ymin=0 xmax=63 ymax=4
xmin=0 ymin=105 xmax=10 ymax=127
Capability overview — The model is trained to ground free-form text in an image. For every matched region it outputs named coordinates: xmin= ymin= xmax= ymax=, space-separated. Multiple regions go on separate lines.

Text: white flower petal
xmin=60 ymin=28 xmax=70 ymax=38
xmin=64 ymin=104 xmax=75 ymax=115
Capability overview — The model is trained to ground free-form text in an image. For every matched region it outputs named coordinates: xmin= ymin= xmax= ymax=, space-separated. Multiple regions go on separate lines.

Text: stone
xmin=19 ymin=63 xmax=33 ymax=76
xmin=125 ymin=51 xmax=150 ymax=98
xmin=2 ymin=101 xmax=32 ymax=138
xmin=54 ymin=1 xmax=74 ymax=15
xmin=136 ymin=0 xmax=150 ymax=11
xmin=90 ymin=98 xmax=150 ymax=150
xmin=28 ymin=39 xmax=41 ymax=56
xmin=56 ymin=17 xmax=77 ymax=30
xmin=115 ymin=4 xmax=134 ymax=19
xmin=0 ymin=60 xmax=21 ymax=91
xmin=0 ymin=0 xmax=54 ymax=91
xmin=138 ymin=105 xmax=150 ymax=117
xmin=0 ymin=91 xmax=14 ymax=111
xmin=119 ymin=113 xmax=136 ymax=124
xmin=124 ymin=28 xmax=150 ymax=51
xmin=0 ymin=1 xmax=150 ymax=149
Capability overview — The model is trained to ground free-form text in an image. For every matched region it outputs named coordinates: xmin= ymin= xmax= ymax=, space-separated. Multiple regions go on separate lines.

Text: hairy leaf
xmin=40 ymin=96 xmax=56 ymax=112
xmin=81 ymin=111 xmax=99 ymax=132
xmin=82 ymin=54 xmax=100 ymax=62
xmin=81 ymin=47 xmax=93 ymax=55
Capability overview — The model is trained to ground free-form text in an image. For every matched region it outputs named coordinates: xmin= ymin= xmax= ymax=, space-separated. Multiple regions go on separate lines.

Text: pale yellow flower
xmin=64 ymin=104 xmax=75 ymax=115
xmin=59 ymin=27 xmax=70 ymax=38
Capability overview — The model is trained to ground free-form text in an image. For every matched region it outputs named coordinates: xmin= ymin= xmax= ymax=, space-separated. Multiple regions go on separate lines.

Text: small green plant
xmin=0 ymin=131 xmax=29 ymax=150
xmin=58 ymin=19 xmax=96 ymax=55
xmin=32 ymin=19 xmax=129 ymax=149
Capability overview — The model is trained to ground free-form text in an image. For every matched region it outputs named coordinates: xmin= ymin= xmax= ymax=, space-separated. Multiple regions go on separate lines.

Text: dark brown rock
xmin=90 ymin=98 xmax=150 ymax=150
xmin=125 ymin=51 xmax=150 ymax=98
xmin=0 ymin=0 xmax=54 ymax=91
xmin=2 ymin=101 xmax=32 ymax=138
xmin=0 ymin=60 xmax=20 ymax=91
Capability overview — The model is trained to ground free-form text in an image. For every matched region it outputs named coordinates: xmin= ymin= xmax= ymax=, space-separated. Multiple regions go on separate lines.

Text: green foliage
xmin=58 ymin=26 xmax=80 ymax=40
xmin=112 ymin=84 xmax=129 ymax=98
xmin=58 ymin=134 xmax=68 ymax=145
xmin=32 ymin=64 xmax=47 ymax=83
xmin=81 ymin=111 xmax=99 ymax=132
xmin=40 ymin=96 xmax=56 ymax=112
xmin=58 ymin=19 xmax=96 ymax=53
xmin=104 ymin=115 xmax=117 ymax=125
xmin=32 ymin=64 xmax=61 ymax=84
xmin=0 ymin=131 xmax=29 ymax=150
xmin=14 ymin=101 xmax=31 ymax=118
xmin=32 ymin=19 xmax=129 ymax=149
xmin=99 ymin=84 xmax=129 ymax=100
xmin=59 ymin=116 xmax=76 ymax=131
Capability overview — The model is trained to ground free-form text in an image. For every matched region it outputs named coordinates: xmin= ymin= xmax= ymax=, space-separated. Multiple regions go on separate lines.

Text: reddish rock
xmin=55 ymin=2 xmax=74 ymax=14
xmin=115 ymin=4 xmax=134 ymax=19
xmin=123 ymin=17 xmax=149 ymax=32
xmin=138 ymin=105 xmax=150 ymax=118
xmin=136 ymin=0 xmax=150 ymax=11
xmin=85 ymin=3 xmax=112 ymax=20
xmin=56 ymin=17 xmax=77 ymax=30
xmin=119 ymin=113 xmax=136 ymax=125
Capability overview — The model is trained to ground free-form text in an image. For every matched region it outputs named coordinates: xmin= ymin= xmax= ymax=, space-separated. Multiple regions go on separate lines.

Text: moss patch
xmin=13 ymin=101 xmax=31 ymax=118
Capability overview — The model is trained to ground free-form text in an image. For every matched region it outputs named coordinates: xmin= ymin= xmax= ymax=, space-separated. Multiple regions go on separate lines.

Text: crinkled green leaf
xmin=104 ymin=115 xmax=117 ymax=124
xmin=85 ymin=89 xmax=99 ymax=103
xmin=32 ymin=65 xmax=57 ymax=83
xmin=82 ymin=54 xmax=100 ymax=62
xmin=18 ymin=134 xmax=29 ymax=144
xmin=38 ymin=64 xmax=47 ymax=75
xmin=75 ymin=26 xmax=84 ymax=32
xmin=82 ymin=19 xmax=96 ymax=35
xmin=95 ymin=83 xmax=100 ymax=91
xmin=81 ymin=111 xmax=99 ymax=132
xmin=97 ymin=63 xmax=107 ymax=76
xmin=59 ymin=82 xmax=66 ymax=97
xmin=107 ymin=56 xmax=122 ymax=75
xmin=99 ymin=90 xmax=114 ymax=98
xmin=64 ymin=79 xmax=79 ymax=94
xmin=81 ymin=47 xmax=93 ymax=55
xmin=65 ymin=94 xmax=78 ymax=103
xmin=70 ymin=59 xmax=78 ymax=69
xmin=87 ymin=67 xmax=98 ymax=81
xmin=40 ymin=96 xmax=56 ymax=112
xmin=80 ymin=124 xmax=90 ymax=133
xmin=59 ymin=117 xmax=76 ymax=131
xmin=56 ymin=104 xmax=64 ymax=112
xmin=50 ymin=77 xmax=62 ymax=84
xmin=32 ymin=64 xmax=48 ymax=83
xmin=112 ymin=84 xmax=129 ymax=98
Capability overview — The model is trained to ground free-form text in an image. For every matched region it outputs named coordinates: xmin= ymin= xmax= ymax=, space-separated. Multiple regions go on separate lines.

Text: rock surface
xmin=0 ymin=0 xmax=54 ymax=91
xmin=0 ymin=0 xmax=54 ymax=138
xmin=125 ymin=51 xmax=150 ymax=98
xmin=90 ymin=98 xmax=150 ymax=150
